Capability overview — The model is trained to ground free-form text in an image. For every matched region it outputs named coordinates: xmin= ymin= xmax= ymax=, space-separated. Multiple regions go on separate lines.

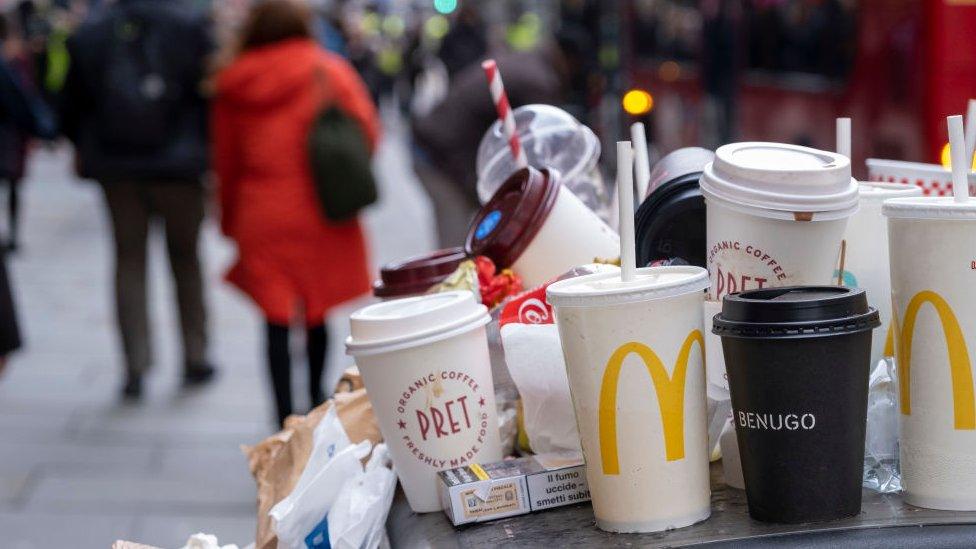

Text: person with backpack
xmin=212 ymin=0 xmax=380 ymax=426
xmin=59 ymin=0 xmax=215 ymax=399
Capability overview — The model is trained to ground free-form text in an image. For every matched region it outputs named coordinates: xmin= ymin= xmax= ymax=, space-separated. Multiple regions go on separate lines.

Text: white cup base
xmin=595 ymin=506 xmax=711 ymax=534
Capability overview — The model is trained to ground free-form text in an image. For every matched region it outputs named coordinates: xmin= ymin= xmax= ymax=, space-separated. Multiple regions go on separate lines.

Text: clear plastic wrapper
xmin=863 ymin=357 xmax=901 ymax=493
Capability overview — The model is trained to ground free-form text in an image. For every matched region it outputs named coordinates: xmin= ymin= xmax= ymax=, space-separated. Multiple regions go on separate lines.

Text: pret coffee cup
xmin=840 ymin=183 xmax=922 ymax=367
xmin=372 ymin=247 xmax=468 ymax=299
xmin=346 ymin=291 xmax=503 ymax=513
xmin=466 ymin=167 xmax=620 ymax=289
xmin=548 ymin=266 xmax=711 ymax=533
xmin=884 ymin=196 xmax=976 ymax=510
xmin=713 ymin=286 xmax=880 ymax=523
xmin=701 ymin=142 xmax=859 ymax=301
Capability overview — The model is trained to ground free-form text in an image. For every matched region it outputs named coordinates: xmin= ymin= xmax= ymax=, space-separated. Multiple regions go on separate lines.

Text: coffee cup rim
xmin=546 ymin=265 xmax=709 ymax=308
xmin=882 ymin=197 xmax=976 ymax=220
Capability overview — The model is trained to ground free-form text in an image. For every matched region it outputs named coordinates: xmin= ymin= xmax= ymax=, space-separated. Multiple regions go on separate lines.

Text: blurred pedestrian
xmin=212 ymin=0 xmax=380 ymax=426
xmin=0 ymin=251 xmax=20 ymax=377
xmin=60 ymin=0 xmax=215 ymax=399
xmin=0 ymin=13 xmax=55 ymax=252
xmin=412 ymin=48 xmax=566 ymax=246
xmin=437 ymin=5 xmax=486 ymax=80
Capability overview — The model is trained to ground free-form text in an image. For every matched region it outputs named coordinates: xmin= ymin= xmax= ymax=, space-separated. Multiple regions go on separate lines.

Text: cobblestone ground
xmin=0 ymin=113 xmax=435 ymax=548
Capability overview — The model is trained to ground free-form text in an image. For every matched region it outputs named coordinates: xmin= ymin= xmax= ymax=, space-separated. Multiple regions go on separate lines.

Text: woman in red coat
xmin=212 ymin=0 xmax=380 ymax=425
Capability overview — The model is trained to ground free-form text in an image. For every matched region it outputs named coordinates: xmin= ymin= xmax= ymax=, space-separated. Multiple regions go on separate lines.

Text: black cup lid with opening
xmin=713 ymin=286 xmax=880 ymax=338
xmin=635 ymin=177 xmax=705 ymax=268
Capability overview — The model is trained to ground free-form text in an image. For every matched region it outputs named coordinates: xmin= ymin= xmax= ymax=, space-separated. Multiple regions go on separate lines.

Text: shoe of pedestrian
xmin=183 ymin=363 xmax=217 ymax=387
xmin=122 ymin=375 xmax=143 ymax=401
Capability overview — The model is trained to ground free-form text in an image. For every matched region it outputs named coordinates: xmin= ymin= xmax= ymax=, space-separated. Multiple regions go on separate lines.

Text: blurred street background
xmin=0 ymin=109 xmax=433 ymax=547
xmin=0 ymin=0 xmax=972 ymax=547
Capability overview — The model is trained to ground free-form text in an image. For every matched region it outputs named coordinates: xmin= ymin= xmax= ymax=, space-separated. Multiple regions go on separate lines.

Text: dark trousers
xmin=100 ymin=181 xmax=208 ymax=377
xmin=266 ymin=322 xmax=328 ymax=426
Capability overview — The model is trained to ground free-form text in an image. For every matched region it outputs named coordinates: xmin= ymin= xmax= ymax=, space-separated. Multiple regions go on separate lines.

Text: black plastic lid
xmin=634 ymin=173 xmax=705 ymax=268
xmin=713 ymin=286 xmax=880 ymax=339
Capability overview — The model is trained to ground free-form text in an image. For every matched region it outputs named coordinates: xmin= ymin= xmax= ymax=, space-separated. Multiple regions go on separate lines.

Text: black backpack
xmin=307 ymin=71 xmax=377 ymax=222
xmin=95 ymin=9 xmax=185 ymax=153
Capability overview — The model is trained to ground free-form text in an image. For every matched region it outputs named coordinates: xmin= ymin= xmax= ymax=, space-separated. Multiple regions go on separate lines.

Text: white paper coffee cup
xmin=466 ymin=168 xmax=620 ymax=290
xmin=701 ymin=142 xmax=859 ymax=301
xmin=842 ymin=183 xmax=922 ymax=367
xmin=512 ymin=186 xmax=620 ymax=288
xmin=884 ymin=197 xmax=976 ymax=510
xmin=548 ymin=266 xmax=711 ymax=532
xmin=346 ymin=292 xmax=503 ymax=512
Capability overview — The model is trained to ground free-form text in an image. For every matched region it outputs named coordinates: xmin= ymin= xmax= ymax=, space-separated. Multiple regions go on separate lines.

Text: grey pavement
xmin=0 ymin=112 xmax=435 ymax=548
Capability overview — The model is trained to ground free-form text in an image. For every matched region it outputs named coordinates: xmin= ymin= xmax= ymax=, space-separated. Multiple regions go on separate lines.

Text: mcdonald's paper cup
xmin=701 ymin=143 xmax=859 ymax=303
xmin=884 ymin=197 xmax=976 ymax=510
xmin=547 ymin=266 xmax=711 ymax=532
xmin=346 ymin=291 xmax=503 ymax=513
xmin=841 ymin=183 xmax=922 ymax=366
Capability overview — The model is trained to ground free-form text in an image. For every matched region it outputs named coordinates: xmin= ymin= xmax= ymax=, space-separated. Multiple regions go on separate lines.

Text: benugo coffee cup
xmin=840 ymin=183 xmax=921 ymax=367
xmin=884 ymin=197 xmax=976 ymax=510
xmin=346 ymin=291 xmax=503 ymax=512
xmin=547 ymin=266 xmax=711 ymax=533
xmin=713 ymin=286 xmax=880 ymax=523
xmin=466 ymin=167 xmax=620 ymax=289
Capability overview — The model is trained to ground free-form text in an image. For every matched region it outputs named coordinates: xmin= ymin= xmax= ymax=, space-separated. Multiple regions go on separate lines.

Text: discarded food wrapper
xmin=439 ymin=451 xmax=590 ymax=526
xmin=500 ymin=264 xmax=619 ymax=454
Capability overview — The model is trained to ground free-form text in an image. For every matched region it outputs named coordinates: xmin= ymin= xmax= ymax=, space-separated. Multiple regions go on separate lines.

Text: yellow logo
xmin=894 ymin=290 xmax=975 ymax=430
xmin=598 ymin=330 xmax=704 ymax=475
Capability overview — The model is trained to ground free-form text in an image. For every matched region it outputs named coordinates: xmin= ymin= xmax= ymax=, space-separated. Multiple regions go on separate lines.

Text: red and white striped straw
xmin=482 ymin=59 xmax=528 ymax=169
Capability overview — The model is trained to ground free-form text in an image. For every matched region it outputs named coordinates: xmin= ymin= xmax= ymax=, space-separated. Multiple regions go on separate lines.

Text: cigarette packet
xmin=438 ymin=451 xmax=590 ymax=526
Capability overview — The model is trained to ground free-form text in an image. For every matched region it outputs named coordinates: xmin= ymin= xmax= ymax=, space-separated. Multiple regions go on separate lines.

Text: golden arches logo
xmin=895 ymin=290 xmax=975 ymax=430
xmin=598 ymin=330 xmax=704 ymax=475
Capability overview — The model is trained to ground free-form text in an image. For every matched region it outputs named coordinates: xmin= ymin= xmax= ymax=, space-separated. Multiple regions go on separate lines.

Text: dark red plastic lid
xmin=464 ymin=167 xmax=561 ymax=269
xmin=372 ymin=247 xmax=468 ymax=298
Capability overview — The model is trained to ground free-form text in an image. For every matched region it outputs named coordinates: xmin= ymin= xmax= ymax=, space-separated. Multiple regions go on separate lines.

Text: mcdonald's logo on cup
xmin=547 ymin=265 xmax=712 ymax=532
xmin=894 ymin=290 xmax=975 ymax=430
xmin=598 ymin=330 xmax=704 ymax=474
xmin=884 ymin=196 xmax=976 ymax=511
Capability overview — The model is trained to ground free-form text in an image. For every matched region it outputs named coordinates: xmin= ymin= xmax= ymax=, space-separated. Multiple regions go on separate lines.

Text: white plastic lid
xmin=700 ymin=142 xmax=859 ymax=219
xmin=858 ymin=182 xmax=923 ymax=201
xmin=345 ymin=291 xmax=489 ymax=356
xmin=882 ymin=197 xmax=976 ymax=220
xmin=546 ymin=266 xmax=709 ymax=308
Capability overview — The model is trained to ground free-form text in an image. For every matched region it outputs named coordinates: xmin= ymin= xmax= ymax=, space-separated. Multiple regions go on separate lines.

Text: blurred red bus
xmin=624 ymin=0 xmax=976 ymax=179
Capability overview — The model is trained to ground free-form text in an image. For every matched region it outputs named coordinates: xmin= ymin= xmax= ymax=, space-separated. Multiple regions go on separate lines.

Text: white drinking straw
xmin=964 ymin=99 xmax=976 ymax=170
xmin=836 ymin=117 xmax=851 ymax=159
xmin=617 ymin=141 xmax=636 ymax=282
xmin=630 ymin=122 xmax=650 ymax=199
xmin=947 ymin=115 xmax=971 ymax=203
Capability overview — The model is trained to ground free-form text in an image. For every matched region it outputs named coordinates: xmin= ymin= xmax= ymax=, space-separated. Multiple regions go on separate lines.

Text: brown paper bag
xmin=244 ymin=388 xmax=382 ymax=549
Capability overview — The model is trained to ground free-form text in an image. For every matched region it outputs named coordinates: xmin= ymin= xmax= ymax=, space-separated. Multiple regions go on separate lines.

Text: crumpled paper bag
xmin=244 ymin=388 xmax=382 ymax=549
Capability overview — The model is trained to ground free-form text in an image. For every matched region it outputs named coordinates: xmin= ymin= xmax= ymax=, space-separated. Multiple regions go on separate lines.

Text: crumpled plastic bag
xmin=269 ymin=405 xmax=397 ymax=549
xmin=863 ymin=356 xmax=901 ymax=493
xmin=244 ymin=388 xmax=382 ymax=549
xmin=270 ymin=406 xmax=372 ymax=549
xmin=328 ymin=444 xmax=397 ymax=549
